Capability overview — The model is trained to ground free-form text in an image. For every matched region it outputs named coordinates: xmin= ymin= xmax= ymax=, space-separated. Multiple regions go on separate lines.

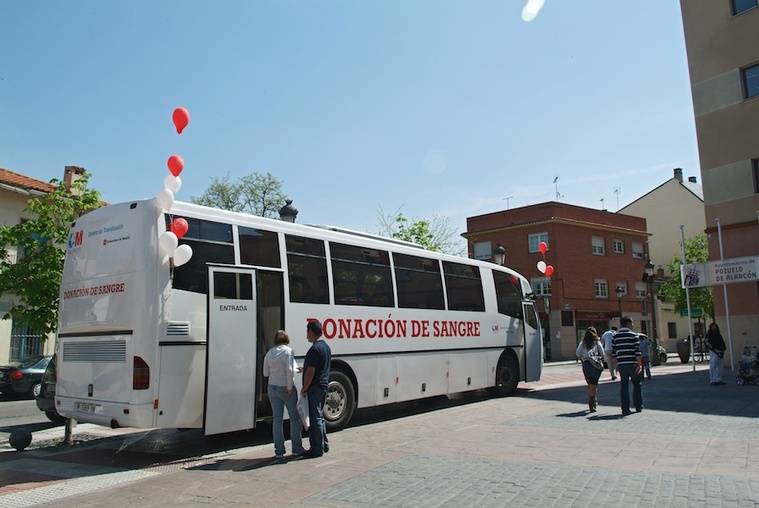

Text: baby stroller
xmin=737 ymin=346 xmax=759 ymax=385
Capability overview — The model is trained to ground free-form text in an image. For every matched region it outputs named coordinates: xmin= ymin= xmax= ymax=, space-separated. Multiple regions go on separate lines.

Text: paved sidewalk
xmin=3 ymin=361 xmax=757 ymax=507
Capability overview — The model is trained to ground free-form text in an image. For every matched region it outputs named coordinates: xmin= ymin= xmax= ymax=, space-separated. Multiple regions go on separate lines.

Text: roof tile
xmin=0 ymin=167 xmax=55 ymax=193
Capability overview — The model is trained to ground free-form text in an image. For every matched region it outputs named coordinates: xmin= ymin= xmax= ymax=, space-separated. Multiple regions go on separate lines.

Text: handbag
xmin=587 ymin=344 xmax=605 ymax=371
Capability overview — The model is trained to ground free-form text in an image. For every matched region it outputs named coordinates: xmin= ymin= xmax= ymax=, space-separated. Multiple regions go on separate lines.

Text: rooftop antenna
xmin=553 ymin=176 xmax=560 ymax=201
xmin=613 ymin=187 xmax=621 ymax=210
xmin=600 ymin=198 xmax=606 ymax=210
xmin=502 ymin=195 xmax=514 ymax=210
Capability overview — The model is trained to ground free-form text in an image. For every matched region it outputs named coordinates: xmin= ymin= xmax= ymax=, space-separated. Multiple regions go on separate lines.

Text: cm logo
xmin=68 ymin=230 xmax=83 ymax=249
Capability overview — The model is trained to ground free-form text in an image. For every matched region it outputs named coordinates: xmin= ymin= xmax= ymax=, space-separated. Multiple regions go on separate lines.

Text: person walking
xmin=576 ymin=327 xmax=605 ymax=412
xmin=705 ymin=322 xmax=726 ymax=385
xmin=612 ymin=317 xmax=643 ymax=416
xmin=638 ymin=334 xmax=652 ymax=380
xmin=602 ymin=326 xmax=618 ymax=380
xmin=301 ymin=320 xmax=331 ymax=458
xmin=263 ymin=330 xmax=305 ymax=459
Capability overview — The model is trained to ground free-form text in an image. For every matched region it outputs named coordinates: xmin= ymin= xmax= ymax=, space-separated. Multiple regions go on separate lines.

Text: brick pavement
xmin=2 ymin=361 xmax=756 ymax=507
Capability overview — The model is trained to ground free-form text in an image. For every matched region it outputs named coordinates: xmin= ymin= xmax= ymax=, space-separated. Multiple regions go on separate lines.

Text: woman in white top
xmin=263 ymin=330 xmax=304 ymax=458
xmin=576 ymin=327 xmax=605 ymax=413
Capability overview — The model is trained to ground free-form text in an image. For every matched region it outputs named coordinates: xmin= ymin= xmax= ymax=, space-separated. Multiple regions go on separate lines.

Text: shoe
xmin=292 ymin=450 xmax=305 ymax=457
xmin=717 ymin=381 xmax=726 ymax=385
xmin=274 ymin=453 xmax=285 ymax=460
xmin=710 ymin=382 xmax=718 ymax=386
xmin=621 ymin=410 xmax=632 ymax=416
xmin=302 ymin=449 xmax=323 ymax=459
xmin=611 ymin=377 xmax=617 ymax=381
xmin=324 ymin=444 xmax=330 ymax=453
xmin=635 ymin=407 xmax=643 ymax=413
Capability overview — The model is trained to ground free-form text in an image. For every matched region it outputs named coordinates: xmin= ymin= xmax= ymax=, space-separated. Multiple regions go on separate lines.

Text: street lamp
xmin=615 ymin=284 xmax=625 ymax=324
xmin=642 ymin=260 xmax=660 ymax=364
xmin=493 ymin=244 xmax=506 ymax=266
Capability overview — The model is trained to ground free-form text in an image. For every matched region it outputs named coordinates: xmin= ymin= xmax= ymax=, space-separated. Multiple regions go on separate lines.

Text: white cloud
xmin=521 ymin=0 xmax=546 ymax=22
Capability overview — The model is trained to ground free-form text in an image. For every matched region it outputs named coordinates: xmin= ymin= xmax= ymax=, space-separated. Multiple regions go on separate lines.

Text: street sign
xmin=681 ymin=256 xmax=759 ymax=288
xmin=680 ymin=307 xmax=703 ymax=318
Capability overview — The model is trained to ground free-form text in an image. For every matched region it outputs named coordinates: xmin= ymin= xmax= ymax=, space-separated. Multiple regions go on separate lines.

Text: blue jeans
xmin=642 ymin=356 xmax=651 ymax=378
xmin=307 ymin=385 xmax=328 ymax=455
xmin=618 ymin=364 xmax=643 ymax=413
xmin=267 ymin=385 xmax=304 ymax=456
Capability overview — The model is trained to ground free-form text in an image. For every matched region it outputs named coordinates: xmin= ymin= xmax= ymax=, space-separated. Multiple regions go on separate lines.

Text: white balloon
xmin=156 ymin=187 xmax=175 ymax=211
xmin=159 ymin=231 xmax=178 ymax=257
xmin=173 ymin=244 xmax=193 ymax=267
xmin=164 ymin=174 xmax=182 ymax=194
xmin=537 ymin=260 xmax=547 ymax=274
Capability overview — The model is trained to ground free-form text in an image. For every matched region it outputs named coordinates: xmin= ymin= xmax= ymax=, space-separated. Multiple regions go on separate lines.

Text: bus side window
xmin=442 ymin=261 xmax=485 ymax=312
xmin=239 ymin=226 xmax=281 ymax=268
xmin=330 ymin=242 xmax=394 ymax=307
xmin=492 ymin=271 xmax=523 ymax=319
xmin=285 ymin=235 xmax=329 ymax=304
xmin=165 ymin=216 xmax=233 ymax=243
xmin=393 ymin=253 xmax=444 ymax=310
xmin=173 ymin=240 xmax=235 ymax=294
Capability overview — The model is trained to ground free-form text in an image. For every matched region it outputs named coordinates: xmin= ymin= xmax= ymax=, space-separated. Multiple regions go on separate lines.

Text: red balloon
xmin=538 ymin=241 xmax=548 ymax=254
xmin=172 ymin=107 xmax=190 ymax=134
xmin=170 ymin=218 xmax=189 ymax=239
xmin=510 ymin=275 xmax=519 ymax=285
xmin=167 ymin=155 xmax=184 ymax=177
xmin=545 ymin=265 xmax=555 ymax=278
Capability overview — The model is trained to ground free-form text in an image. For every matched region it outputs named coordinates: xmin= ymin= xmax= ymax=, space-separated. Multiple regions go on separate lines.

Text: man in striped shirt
xmin=612 ymin=317 xmax=644 ymax=416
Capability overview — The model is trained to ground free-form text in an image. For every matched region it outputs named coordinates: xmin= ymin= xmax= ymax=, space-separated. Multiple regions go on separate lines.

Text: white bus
xmin=55 ymin=199 xmax=542 ymax=435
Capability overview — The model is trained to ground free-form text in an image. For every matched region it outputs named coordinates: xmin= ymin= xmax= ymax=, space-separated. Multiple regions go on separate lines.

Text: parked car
xmin=0 ymin=355 xmax=52 ymax=399
xmin=35 ymin=354 xmax=65 ymax=424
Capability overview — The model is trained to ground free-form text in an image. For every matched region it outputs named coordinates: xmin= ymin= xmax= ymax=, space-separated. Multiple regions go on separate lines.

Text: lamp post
xmin=616 ymin=284 xmax=625 ymax=325
xmin=642 ymin=260 xmax=660 ymax=365
xmin=493 ymin=244 xmax=506 ymax=266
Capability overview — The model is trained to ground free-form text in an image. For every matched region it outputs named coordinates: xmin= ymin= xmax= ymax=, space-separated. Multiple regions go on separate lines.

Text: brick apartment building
xmin=464 ymin=202 xmax=649 ymax=361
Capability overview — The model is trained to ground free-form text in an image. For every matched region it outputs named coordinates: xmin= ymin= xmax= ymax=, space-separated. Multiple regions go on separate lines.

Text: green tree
xmin=0 ymin=174 xmax=102 ymax=334
xmin=191 ymin=172 xmax=288 ymax=218
xmin=377 ymin=207 xmax=464 ymax=255
xmin=658 ymin=233 xmax=714 ymax=319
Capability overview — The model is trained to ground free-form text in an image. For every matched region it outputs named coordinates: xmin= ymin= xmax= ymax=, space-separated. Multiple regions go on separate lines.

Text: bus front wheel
xmin=324 ymin=370 xmax=356 ymax=431
xmin=490 ymin=352 xmax=519 ymax=397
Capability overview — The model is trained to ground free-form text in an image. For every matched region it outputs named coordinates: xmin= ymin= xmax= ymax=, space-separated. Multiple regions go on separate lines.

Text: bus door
xmin=522 ymin=302 xmax=543 ymax=382
xmin=205 ymin=266 xmax=257 ymax=436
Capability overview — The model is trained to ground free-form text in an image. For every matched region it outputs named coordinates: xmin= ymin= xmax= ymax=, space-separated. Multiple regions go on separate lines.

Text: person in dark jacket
xmin=301 ymin=320 xmax=331 ymax=458
xmin=705 ymin=322 xmax=727 ymax=385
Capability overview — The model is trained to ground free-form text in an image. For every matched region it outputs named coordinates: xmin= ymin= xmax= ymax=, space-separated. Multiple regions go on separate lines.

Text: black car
xmin=35 ymin=354 xmax=65 ymax=424
xmin=0 ymin=355 xmax=52 ymax=399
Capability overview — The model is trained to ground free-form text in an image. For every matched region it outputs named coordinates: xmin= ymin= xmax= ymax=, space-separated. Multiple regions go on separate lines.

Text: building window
xmin=473 ymin=241 xmax=492 ymax=261
xmin=530 ymin=277 xmax=551 ymax=297
xmin=286 ymin=235 xmax=329 ymax=304
xmin=668 ymin=322 xmax=678 ymax=339
xmin=594 ymin=279 xmax=608 ymax=298
xmin=330 ymin=242 xmax=394 ymax=307
xmin=631 ymin=242 xmax=645 ymax=259
xmin=743 ymin=64 xmax=759 ymax=99
xmin=443 ymin=262 xmax=485 ymax=312
xmin=615 ymin=282 xmax=628 ymax=296
xmin=592 ymin=236 xmax=605 ymax=255
xmin=493 ymin=271 xmax=523 ymax=319
xmin=753 ymin=159 xmax=759 ymax=194
xmin=9 ymin=322 xmax=44 ymax=362
xmin=528 ymin=233 xmax=548 ymax=253
xmin=393 ymin=253 xmax=445 ymax=310
xmin=612 ymin=239 xmax=624 ymax=254
xmin=732 ymin=0 xmax=758 ymax=15
xmin=635 ymin=282 xmax=647 ymax=298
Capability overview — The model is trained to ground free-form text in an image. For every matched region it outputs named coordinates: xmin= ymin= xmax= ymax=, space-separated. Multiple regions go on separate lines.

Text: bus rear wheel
xmin=324 ymin=370 xmax=355 ymax=431
xmin=490 ymin=352 xmax=519 ymax=397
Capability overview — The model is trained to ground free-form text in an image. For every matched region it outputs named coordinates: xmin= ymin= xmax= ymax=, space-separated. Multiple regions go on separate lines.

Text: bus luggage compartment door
xmin=204 ymin=266 xmax=257 ymax=436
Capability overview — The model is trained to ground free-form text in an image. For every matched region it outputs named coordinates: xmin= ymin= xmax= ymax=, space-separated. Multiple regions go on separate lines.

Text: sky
xmin=0 ymin=1 xmax=699 ymax=248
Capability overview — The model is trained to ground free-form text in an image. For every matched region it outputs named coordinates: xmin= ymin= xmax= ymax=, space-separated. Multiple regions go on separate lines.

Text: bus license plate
xmin=75 ymin=402 xmax=100 ymax=414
